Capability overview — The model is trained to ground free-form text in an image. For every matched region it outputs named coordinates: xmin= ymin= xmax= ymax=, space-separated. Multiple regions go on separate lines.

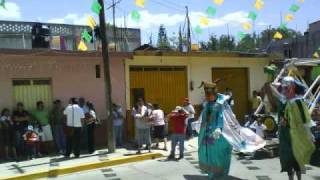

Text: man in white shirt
xmin=63 ymin=98 xmax=85 ymax=158
xmin=183 ymin=98 xmax=196 ymax=139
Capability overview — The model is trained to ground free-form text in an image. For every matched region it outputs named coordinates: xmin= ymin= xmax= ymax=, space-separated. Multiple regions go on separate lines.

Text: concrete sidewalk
xmin=0 ymin=138 xmax=199 ymax=180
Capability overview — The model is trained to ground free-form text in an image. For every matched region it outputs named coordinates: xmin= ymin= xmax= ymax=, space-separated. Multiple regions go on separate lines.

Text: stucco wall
xmin=125 ymin=54 xmax=270 ymax=109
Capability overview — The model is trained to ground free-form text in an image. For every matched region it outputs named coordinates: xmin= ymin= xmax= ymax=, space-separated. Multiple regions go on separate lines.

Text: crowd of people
xmin=0 ymin=97 xmax=100 ymax=161
xmin=131 ymin=98 xmax=196 ymax=157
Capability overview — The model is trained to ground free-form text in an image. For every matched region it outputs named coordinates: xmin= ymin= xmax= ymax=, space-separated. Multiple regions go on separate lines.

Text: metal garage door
xmin=130 ymin=66 xmax=188 ymax=114
xmin=212 ymin=68 xmax=249 ymax=122
xmin=12 ymin=79 xmax=53 ymax=111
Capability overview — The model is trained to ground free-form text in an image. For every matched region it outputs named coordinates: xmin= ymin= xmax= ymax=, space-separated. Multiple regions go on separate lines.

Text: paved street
xmin=44 ymin=150 xmax=320 ymax=180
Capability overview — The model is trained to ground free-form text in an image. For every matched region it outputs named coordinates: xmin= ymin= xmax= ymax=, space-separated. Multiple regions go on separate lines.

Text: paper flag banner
xmin=237 ymin=32 xmax=247 ymax=40
xmin=91 ymin=1 xmax=102 ymax=15
xmin=135 ymin=0 xmax=145 ymax=8
xmin=273 ymin=32 xmax=283 ymax=39
xmin=242 ymin=22 xmax=252 ymax=31
xmin=206 ymin=6 xmax=217 ymax=17
xmin=0 ymin=0 xmax=5 ymax=9
xmin=200 ymin=16 xmax=209 ymax=26
xmin=131 ymin=10 xmax=141 ymax=22
xmin=254 ymin=0 xmax=264 ymax=10
xmin=290 ymin=4 xmax=300 ymax=12
xmin=87 ymin=16 xmax=96 ymax=30
xmin=280 ymin=23 xmax=288 ymax=31
xmin=285 ymin=14 xmax=294 ymax=22
xmin=213 ymin=0 xmax=224 ymax=6
xmin=78 ymin=41 xmax=88 ymax=51
xmin=248 ymin=11 xmax=257 ymax=21
xmin=313 ymin=52 xmax=319 ymax=58
xmin=82 ymin=30 xmax=92 ymax=43
xmin=298 ymin=0 xmax=305 ymax=3
xmin=195 ymin=26 xmax=203 ymax=34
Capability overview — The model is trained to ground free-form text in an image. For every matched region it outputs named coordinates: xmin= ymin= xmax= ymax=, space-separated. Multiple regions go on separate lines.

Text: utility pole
xmin=185 ymin=6 xmax=191 ymax=53
xmin=112 ymin=0 xmax=117 ymax=51
xmin=98 ymin=0 xmax=115 ymax=153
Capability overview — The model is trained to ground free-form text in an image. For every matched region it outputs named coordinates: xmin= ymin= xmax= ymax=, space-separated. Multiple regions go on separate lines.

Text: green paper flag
xmin=289 ymin=4 xmax=300 ymax=12
xmin=195 ymin=25 xmax=203 ymax=34
xmin=280 ymin=23 xmax=288 ymax=31
xmin=248 ymin=11 xmax=257 ymax=21
xmin=206 ymin=6 xmax=216 ymax=17
xmin=237 ymin=31 xmax=246 ymax=40
xmin=82 ymin=30 xmax=92 ymax=43
xmin=0 ymin=0 xmax=5 ymax=9
xmin=91 ymin=1 xmax=102 ymax=15
xmin=131 ymin=10 xmax=141 ymax=22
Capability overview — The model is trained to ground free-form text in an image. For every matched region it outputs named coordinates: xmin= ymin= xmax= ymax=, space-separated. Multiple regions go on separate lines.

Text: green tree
xmin=237 ymin=34 xmax=256 ymax=52
xmin=219 ymin=35 xmax=236 ymax=51
xmin=200 ymin=34 xmax=219 ymax=51
xmin=157 ymin=24 xmax=170 ymax=49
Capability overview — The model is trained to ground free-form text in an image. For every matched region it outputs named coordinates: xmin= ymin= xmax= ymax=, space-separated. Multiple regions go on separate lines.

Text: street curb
xmin=0 ymin=153 xmax=164 ymax=180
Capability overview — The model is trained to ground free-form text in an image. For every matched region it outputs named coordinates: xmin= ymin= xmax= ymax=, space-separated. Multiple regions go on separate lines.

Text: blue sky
xmin=1 ymin=0 xmax=319 ymax=44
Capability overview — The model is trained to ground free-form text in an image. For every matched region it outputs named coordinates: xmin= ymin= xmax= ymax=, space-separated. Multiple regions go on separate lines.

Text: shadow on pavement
xmin=184 ymin=175 xmax=243 ymax=180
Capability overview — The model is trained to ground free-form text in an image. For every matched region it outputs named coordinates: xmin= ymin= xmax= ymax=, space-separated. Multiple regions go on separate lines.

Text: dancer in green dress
xmin=276 ymin=76 xmax=315 ymax=180
xmin=198 ymin=81 xmax=232 ymax=180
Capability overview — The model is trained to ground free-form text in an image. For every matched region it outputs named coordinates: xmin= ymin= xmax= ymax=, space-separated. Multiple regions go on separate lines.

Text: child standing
xmin=0 ymin=108 xmax=17 ymax=161
xmin=168 ymin=106 xmax=188 ymax=160
xmin=23 ymin=125 xmax=39 ymax=159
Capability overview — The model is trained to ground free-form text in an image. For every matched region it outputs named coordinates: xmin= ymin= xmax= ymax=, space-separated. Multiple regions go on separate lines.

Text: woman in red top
xmin=168 ymin=106 xmax=188 ymax=160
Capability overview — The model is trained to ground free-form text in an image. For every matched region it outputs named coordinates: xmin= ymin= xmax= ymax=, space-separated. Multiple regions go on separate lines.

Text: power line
xmin=148 ymin=0 xmax=185 ymax=13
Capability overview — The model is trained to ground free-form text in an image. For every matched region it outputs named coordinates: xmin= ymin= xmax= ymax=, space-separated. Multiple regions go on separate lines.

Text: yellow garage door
xmin=212 ymin=68 xmax=249 ymax=122
xmin=13 ymin=79 xmax=53 ymax=111
xmin=130 ymin=66 xmax=188 ymax=114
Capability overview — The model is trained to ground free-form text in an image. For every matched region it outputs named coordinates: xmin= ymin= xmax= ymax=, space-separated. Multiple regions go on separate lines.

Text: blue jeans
xmin=170 ymin=134 xmax=185 ymax=156
xmin=53 ymin=125 xmax=66 ymax=152
xmin=114 ymin=125 xmax=123 ymax=146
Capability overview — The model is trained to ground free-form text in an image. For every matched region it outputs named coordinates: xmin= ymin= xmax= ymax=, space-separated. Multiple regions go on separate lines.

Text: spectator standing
xmin=225 ymin=88 xmax=235 ymax=108
xmin=79 ymin=97 xmax=89 ymax=150
xmin=112 ymin=103 xmax=124 ymax=147
xmin=50 ymin=100 xmax=66 ymax=154
xmin=183 ymin=98 xmax=196 ymax=139
xmin=23 ymin=125 xmax=39 ymax=159
xmin=85 ymin=102 xmax=97 ymax=154
xmin=63 ymin=98 xmax=85 ymax=158
xmin=12 ymin=102 xmax=30 ymax=158
xmin=151 ymin=104 xmax=167 ymax=151
xmin=31 ymin=101 xmax=53 ymax=154
xmin=250 ymin=91 xmax=262 ymax=114
xmin=133 ymin=98 xmax=151 ymax=154
xmin=0 ymin=108 xmax=17 ymax=161
xmin=168 ymin=106 xmax=188 ymax=160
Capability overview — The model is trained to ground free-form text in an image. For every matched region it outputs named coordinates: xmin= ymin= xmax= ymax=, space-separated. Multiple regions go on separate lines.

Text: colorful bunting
xmin=78 ymin=41 xmax=88 ymax=51
xmin=237 ymin=32 xmax=247 ymax=40
xmin=242 ymin=22 xmax=252 ymax=31
xmin=87 ymin=16 xmax=96 ymax=30
xmin=313 ymin=52 xmax=319 ymax=58
xmin=248 ymin=11 xmax=257 ymax=21
xmin=135 ymin=0 xmax=145 ymax=8
xmin=200 ymin=16 xmax=209 ymax=26
xmin=280 ymin=23 xmax=288 ymax=31
xmin=0 ymin=0 xmax=5 ymax=9
xmin=289 ymin=4 xmax=300 ymax=12
xmin=213 ymin=0 xmax=224 ymax=6
xmin=254 ymin=0 xmax=264 ymax=10
xmin=298 ymin=0 xmax=305 ymax=3
xmin=285 ymin=14 xmax=294 ymax=22
xmin=91 ymin=0 xmax=102 ymax=15
xmin=206 ymin=6 xmax=217 ymax=17
xmin=273 ymin=31 xmax=283 ymax=39
xmin=131 ymin=10 xmax=141 ymax=22
xmin=82 ymin=30 xmax=92 ymax=43
xmin=195 ymin=25 xmax=203 ymax=35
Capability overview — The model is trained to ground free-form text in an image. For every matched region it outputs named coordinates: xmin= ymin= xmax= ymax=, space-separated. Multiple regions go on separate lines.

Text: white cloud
xmin=0 ymin=2 xmax=21 ymax=19
xmin=47 ymin=13 xmax=91 ymax=25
